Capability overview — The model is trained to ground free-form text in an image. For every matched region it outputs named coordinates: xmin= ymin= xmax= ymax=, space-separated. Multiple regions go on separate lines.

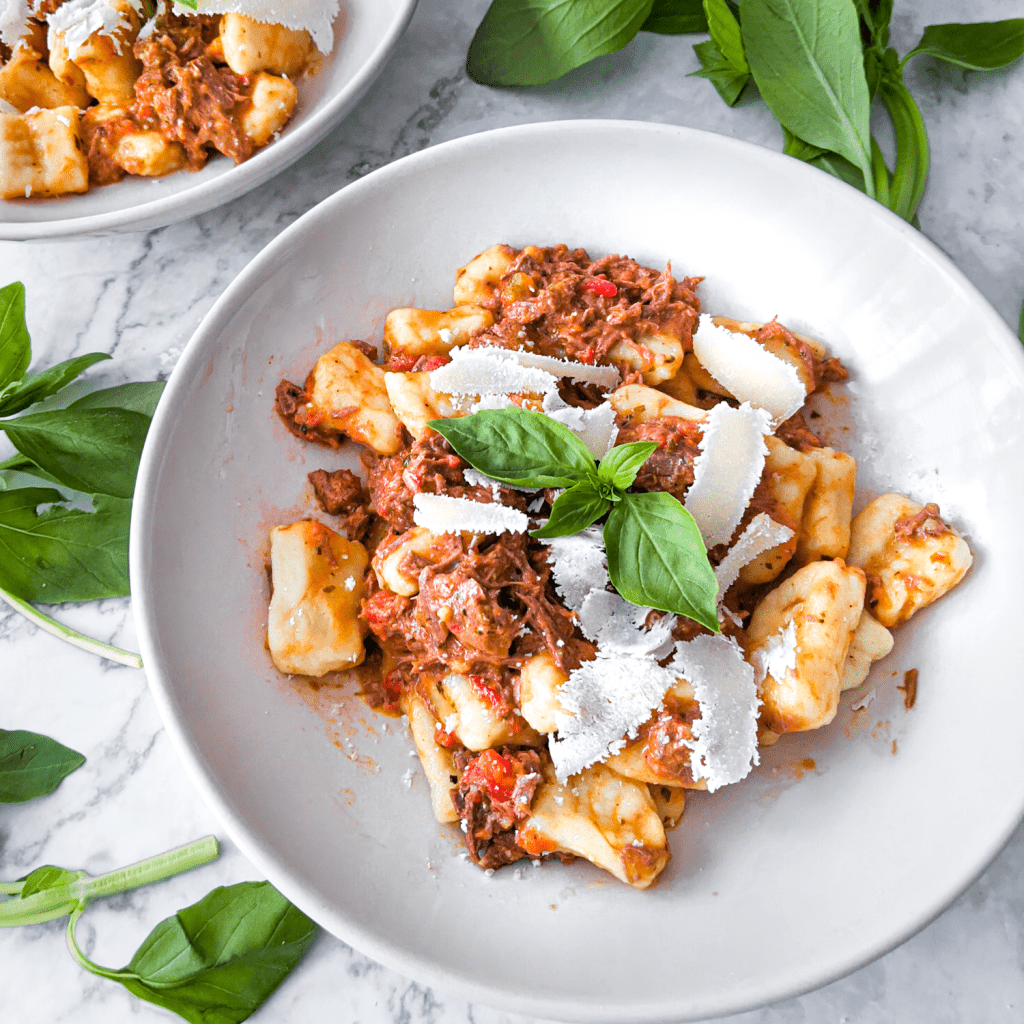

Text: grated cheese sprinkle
xmin=44 ymin=0 xmax=136 ymax=59
xmin=752 ymin=620 xmax=798 ymax=690
xmin=412 ymin=492 xmax=528 ymax=536
xmin=692 ymin=314 xmax=807 ymax=423
xmin=670 ymin=634 xmax=760 ymax=792
xmin=188 ymin=0 xmax=340 ymax=53
xmin=684 ymin=402 xmax=772 ymax=549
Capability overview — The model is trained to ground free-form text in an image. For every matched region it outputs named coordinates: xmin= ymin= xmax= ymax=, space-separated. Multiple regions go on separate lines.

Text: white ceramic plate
xmin=0 ymin=0 xmax=417 ymax=240
xmin=131 ymin=120 xmax=1024 ymax=1022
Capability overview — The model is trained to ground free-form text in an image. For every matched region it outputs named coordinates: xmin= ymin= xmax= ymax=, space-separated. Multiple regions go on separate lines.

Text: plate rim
xmin=131 ymin=117 xmax=1024 ymax=1022
xmin=0 ymin=0 xmax=419 ymax=241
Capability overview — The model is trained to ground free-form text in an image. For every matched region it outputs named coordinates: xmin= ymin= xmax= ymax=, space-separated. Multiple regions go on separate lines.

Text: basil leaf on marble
xmin=688 ymin=0 xmax=749 ymax=105
xmin=531 ymin=480 xmax=610 ymax=539
xmin=0 ymin=729 xmax=85 ymax=804
xmin=428 ymin=408 xmax=596 ymax=488
xmin=641 ymin=0 xmax=706 ymax=34
xmin=604 ymin=491 xmax=719 ymax=631
xmin=0 ymin=354 xmax=111 ymax=418
xmin=0 ymin=407 xmax=152 ymax=500
xmin=70 ymin=380 xmax=166 ymax=418
xmin=0 ymin=488 xmax=131 ymax=603
xmin=782 ymin=126 xmax=828 ymax=162
xmin=67 ymin=881 xmax=317 ymax=1024
xmin=903 ymin=19 xmax=1024 ymax=72
xmin=467 ymin=0 xmax=654 ymax=86
xmin=741 ymin=0 xmax=875 ymax=197
xmin=0 ymin=282 xmax=30 ymax=395
xmin=597 ymin=440 xmax=659 ymax=490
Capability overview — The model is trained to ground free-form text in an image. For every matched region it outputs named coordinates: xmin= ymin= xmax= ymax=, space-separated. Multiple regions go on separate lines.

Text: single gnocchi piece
xmin=384 ymin=304 xmax=494 ymax=360
xmin=220 ymin=14 xmax=316 ymax=77
xmin=607 ymin=331 xmax=685 ymax=386
xmin=606 ymin=383 xmax=706 ymax=427
xmin=267 ymin=520 xmax=368 ymax=676
xmin=746 ymin=559 xmax=867 ymax=733
xmin=401 ymin=688 xmax=459 ymax=823
xmin=655 ymin=365 xmax=707 ymax=408
xmin=518 ymin=651 xmax=568 ymax=734
xmin=307 ymin=341 xmax=403 ymax=455
xmin=734 ymin=436 xmax=817 ymax=588
xmin=240 ymin=72 xmax=297 ymax=148
xmin=0 ymin=106 xmax=88 ymax=199
xmin=452 ymin=244 xmax=517 ymax=307
xmin=372 ymin=526 xmax=439 ymax=596
xmin=113 ymin=129 xmax=186 ymax=177
xmin=438 ymin=673 xmax=537 ymax=751
xmin=793 ymin=446 xmax=857 ymax=566
xmin=383 ymin=371 xmax=464 ymax=440
xmin=0 ymin=40 xmax=89 ymax=111
xmin=846 ymin=494 xmax=972 ymax=629
xmin=840 ymin=611 xmax=894 ymax=691
xmin=516 ymin=761 xmax=670 ymax=890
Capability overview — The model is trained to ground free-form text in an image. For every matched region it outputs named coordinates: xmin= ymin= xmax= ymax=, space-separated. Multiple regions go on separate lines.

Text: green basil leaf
xmin=0 ymin=353 xmax=111 ymax=417
xmin=641 ymin=0 xmax=707 ymax=34
xmin=903 ymin=19 xmax=1024 ymax=72
xmin=427 ymin=409 xmax=596 ymax=488
xmin=604 ymin=491 xmax=719 ymax=631
xmin=0 ymin=488 xmax=131 ymax=602
xmin=597 ymin=440 xmax=659 ymax=490
xmin=111 ymin=881 xmax=316 ymax=1024
xmin=172 ymin=0 xmax=197 ymax=7
xmin=854 ymin=0 xmax=891 ymax=49
xmin=20 ymin=865 xmax=84 ymax=897
xmin=880 ymin=76 xmax=928 ymax=221
xmin=704 ymin=0 xmax=747 ymax=69
xmin=70 ymin=380 xmax=166 ymax=418
xmin=0 ymin=407 xmax=152 ymax=499
xmin=467 ymin=0 xmax=654 ymax=86
xmin=782 ymin=125 xmax=828 ymax=162
xmin=531 ymin=480 xmax=610 ymax=538
xmin=742 ymin=0 xmax=874 ymax=196
xmin=0 ymin=282 xmax=30 ymax=395
xmin=0 ymin=729 xmax=85 ymax=804
xmin=808 ymin=149 xmax=868 ymax=192
xmin=1018 ymin=299 xmax=1024 ymax=345
xmin=689 ymin=38 xmax=750 ymax=105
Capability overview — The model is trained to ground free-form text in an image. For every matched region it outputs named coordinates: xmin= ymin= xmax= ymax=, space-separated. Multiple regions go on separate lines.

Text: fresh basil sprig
xmin=0 ymin=728 xmax=84 ymax=804
xmin=466 ymin=0 xmax=1024 ymax=223
xmin=0 ymin=282 xmax=165 ymax=668
xmin=0 ymin=835 xmax=315 ymax=1023
xmin=428 ymin=408 xmax=720 ymax=631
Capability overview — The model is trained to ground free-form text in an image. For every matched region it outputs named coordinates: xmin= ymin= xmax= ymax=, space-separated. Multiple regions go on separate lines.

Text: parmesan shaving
xmin=692 ymin=314 xmax=807 ymax=423
xmin=429 ymin=347 xmax=558 ymax=397
xmin=714 ymin=513 xmax=795 ymax=600
xmin=189 ymin=0 xmax=340 ymax=53
xmin=412 ymin=493 xmax=528 ymax=536
xmin=550 ymin=653 xmax=677 ymax=783
xmin=752 ymin=620 xmax=798 ymax=689
xmin=0 ymin=0 xmax=29 ymax=48
xmin=44 ymin=0 xmax=133 ymax=58
xmin=542 ymin=392 xmax=618 ymax=459
xmin=545 ymin=527 xmax=607 ymax=613
xmin=578 ymin=589 xmax=674 ymax=657
xmin=513 ymin=350 xmax=620 ymax=388
xmin=684 ymin=402 xmax=772 ymax=549
xmin=671 ymin=635 xmax=760 ymax=792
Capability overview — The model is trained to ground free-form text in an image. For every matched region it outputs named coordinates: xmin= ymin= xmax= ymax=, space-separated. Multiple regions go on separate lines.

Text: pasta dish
xmin=265 ymin=243 xmax=972 ymax=889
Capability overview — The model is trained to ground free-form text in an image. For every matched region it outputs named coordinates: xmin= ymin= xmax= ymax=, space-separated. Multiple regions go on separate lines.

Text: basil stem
xmin=879 ymin=75 xmax=929 ymax=221
xmin=1018 ymin=299 xmax=1024 ymax=345
xmin=870 ymin=134 xmax=891 ymax=210
xmin=0 ymin=584 xmax=142 ymax=668
xmin=0 ymin=837 xmax=219 ymax=928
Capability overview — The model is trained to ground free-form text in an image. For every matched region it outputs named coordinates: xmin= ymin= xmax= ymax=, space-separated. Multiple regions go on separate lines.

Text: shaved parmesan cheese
xmin=45 ymin=0 xmax=135 ymax=58
xmin=752 ymin=620 xmax=798 ymax=689
xmin=189 ymin=0 xmax=340 ymax=53
xmin=469 ymin=394 xmax=516 ymax=413
xmin=412 ymin=493 xmax=527 ymax=536
xmin=671 ymin=635 xmax=759 ymax=792
xmin=578 ymin=589 xmax=674 ymax=657
xmin=692 ymin=314 xmax=807 ymax=423
xmin=542 ymin=392 xmax=618 ymax=459
xmin=513 ymin=350 xmax=620 ymax=388
xmin=550 ymin=653 xmax=677 ymax=783
xmin=545 ymin=527 xmax=607 ymax=613
xmin=684 ymin=402 xmax=771 ymax=549
xmin=429 ymin=347 xmax=558 ymax=396
xmin=0 ymin=0 xmax=29 ymax=48
xmin=714 ymin=513 xmax=795 ymax=599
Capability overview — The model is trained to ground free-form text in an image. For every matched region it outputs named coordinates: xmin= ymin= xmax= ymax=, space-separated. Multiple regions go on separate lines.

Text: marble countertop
xmin=2 ymin=1 xmax=1024 ymax=1021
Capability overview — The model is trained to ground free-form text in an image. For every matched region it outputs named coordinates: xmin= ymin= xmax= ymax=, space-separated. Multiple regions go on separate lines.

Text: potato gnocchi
xmin=0 ymin=0 xmax=337 ymax=199
xmin=267 ymin=243 xmax=972 ymax=889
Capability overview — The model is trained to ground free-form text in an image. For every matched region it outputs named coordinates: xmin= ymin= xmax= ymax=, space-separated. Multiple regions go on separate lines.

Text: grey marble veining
xmin=2 ymin=0 xmax=1024 ymax=1021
